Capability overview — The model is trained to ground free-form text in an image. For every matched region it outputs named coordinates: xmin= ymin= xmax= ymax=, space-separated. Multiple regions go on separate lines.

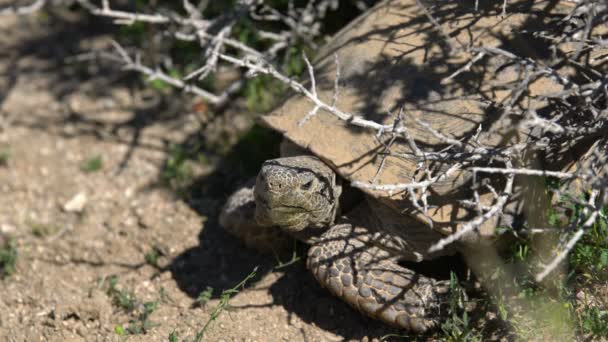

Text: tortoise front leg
xmin=307 ymin=224 xmax=453 ymax=332
xmin=219 ymin=179 xmax=291 ymax=253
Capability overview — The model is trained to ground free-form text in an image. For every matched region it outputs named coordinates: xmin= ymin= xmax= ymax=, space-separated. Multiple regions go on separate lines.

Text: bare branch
xmin=470 ymin=167 xmax=576 ymax=179
xmin=536 ymin=210 xmax=599 ymax=282
xmin=0 ymin=0 xmax=46 ymax=16
xmin=109 ymin=41 xmax=225 ymax=104
xmin=443 ymin=51 xmax=486 ymax=83
xmin=91 ymin=0 xmax=171 ymax=25
xmin=352 ymin=163 xmax=464 ymax=196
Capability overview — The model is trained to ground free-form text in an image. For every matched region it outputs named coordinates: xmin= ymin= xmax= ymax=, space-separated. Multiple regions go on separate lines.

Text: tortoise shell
xmin=260 ymin=0 xmax=601 ymax=239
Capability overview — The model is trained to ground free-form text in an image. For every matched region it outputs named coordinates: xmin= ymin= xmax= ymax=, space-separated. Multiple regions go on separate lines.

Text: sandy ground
xmin=0 ymin=11 xmax=400 ymax=342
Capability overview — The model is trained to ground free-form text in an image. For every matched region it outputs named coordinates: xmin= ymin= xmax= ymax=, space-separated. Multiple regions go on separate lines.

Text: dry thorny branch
xmin=0 ymin=0 xmax=47 ymax=16
xmin=4 ymin=0 xmax=607 ymax=282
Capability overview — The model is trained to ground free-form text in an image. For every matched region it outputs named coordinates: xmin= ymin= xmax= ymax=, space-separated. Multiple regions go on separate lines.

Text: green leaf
xmin=599 ymin=250 xmax=608 ymax=268
xmin=115 ymin=324 xmax=125 ymax=336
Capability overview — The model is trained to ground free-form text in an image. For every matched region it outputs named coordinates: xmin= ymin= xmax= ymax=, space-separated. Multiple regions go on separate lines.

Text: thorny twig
xmin=0 ymin=0 xmax=47 ymax=16
xmin=536 ymin=190 xmax=602 ymax=282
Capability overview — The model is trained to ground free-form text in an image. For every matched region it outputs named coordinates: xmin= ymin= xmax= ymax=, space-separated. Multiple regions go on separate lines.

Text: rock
xmin=0 ymin=223 xmax=16 ymax=234
xmin=63 ymin=192 xmax=87 ymax=213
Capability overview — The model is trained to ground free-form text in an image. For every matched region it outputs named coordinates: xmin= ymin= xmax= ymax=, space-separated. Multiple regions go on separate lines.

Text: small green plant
xmin=162 ymin=145 xmax=193 ymax=190
xmin=577 ymin=306 xmax=608 ymax=337
xmin=0 ymin=148 xmax=9 ymax=166
xmin=115 ymin=324 xmax=125 ymax=336
xmin=144 ymin=247 xmax=160 ymax=267
xmin=81 ymin=155 xmax=103 ymax=173
xmin=125 ymin=300 xmax=159 ymax=334
xmin=244 ymin=75 xmax=285 ymax=113
xmin=194 ymin=266 xmax=258 ymax=341
xmin=168 ymin=330 xmax=179 ymax=342
xmin=0 ymin=238 xmax=17 ymax=278
xmin=29 ymin=221 xmax=61 ymax=237
xmin=568 ymin=206 xmax=608 ymax=338
xmin=106 ymin=276 xmax=137 ymax=312
xmin=570 ymin=209 xmax=608 ymax=283
xmin=105 ymin=276 xmax=159 ymax=335
xmin=441 ymin=272 xmax=480 ymax=342
xmin=194 ymin=286 xmax=214 ymax=308
xmin=282 ymin=43 xmax=312 ymax=76
xmin=379 ymin=333 xmax=410 ymax=341
xmin=513 ymin=243 xmax=531 ymax=263
xmin=273 ymin=239 xmax=302 ymax=270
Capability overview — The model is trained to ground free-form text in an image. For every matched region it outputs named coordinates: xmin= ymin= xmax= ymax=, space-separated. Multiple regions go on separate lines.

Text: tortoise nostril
xmin=267 ymin=181 xmax=281 ymax=190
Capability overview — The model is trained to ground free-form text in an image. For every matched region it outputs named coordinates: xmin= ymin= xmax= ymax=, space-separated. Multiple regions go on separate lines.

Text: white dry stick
xmin=459 ymin=199 xmax=491 ymax=212
xmin=396 ymin=108 xmax=424 ymax=157
xmin=330 ymin=54 xmax=341 ymax=109
xmin=217 ymin=52 xmax=399 ymax=133
xmin=182 ymin=0 xmax=202 ymax=19
xmin=297 ymin=53 xmax=321 ymax=126
xmin=184 ymin=25 xmax=232 ymax=81
xmin=535 ymin=212 xmax=598 ymax=282
xmin=412 ymin=116 xmax=464 ymax=148
xmin=442 ymin=51 xmax=486 ymax=83
xmin=352 ymin=163 xmax=464 ymax=195
xmin=174 ymin=29 xmax=266 ymax=60
xmin=411 ymin=116 xmax=493 ymax=156
xmin=252 ymin=1 xmax=324 ymax=47
xmin=298 ymin=53 xmax=326 ymax=126
xmin=110 ymin=41 xmax=224 ymax=104
xmin=0 ymin=0 xmax=46 ymax=16
xmin=471 ymin=167 xmax=576 ymax=179
xmin=408 ymin=189 xmax=433 ymax=226
xmin=535 ymin=191 xmax=601 ymax=282
xmin=519 ymin=110 xmax=566 ymax=134
xmin=93 ymin=0 xmax=170 ymax=24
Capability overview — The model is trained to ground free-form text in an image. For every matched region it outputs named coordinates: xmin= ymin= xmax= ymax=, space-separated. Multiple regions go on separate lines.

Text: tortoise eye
xmin=300 ymin=180 xmax=313 ymax=190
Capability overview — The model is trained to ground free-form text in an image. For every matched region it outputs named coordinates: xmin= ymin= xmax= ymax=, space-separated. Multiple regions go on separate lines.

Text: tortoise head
xmin=254 ymin=156 xmax=341 ymax=235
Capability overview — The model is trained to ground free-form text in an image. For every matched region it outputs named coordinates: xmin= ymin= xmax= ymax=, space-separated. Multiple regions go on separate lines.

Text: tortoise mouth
xmin=255 ymin=207 xmax=307 ymax=228
xmin=256 ymin=197 xmax=308 ymax=213
xmin=254 ymin=197 xmax=309 ymax=229
xmin=254 ymin=188 xmax=307 ymax=212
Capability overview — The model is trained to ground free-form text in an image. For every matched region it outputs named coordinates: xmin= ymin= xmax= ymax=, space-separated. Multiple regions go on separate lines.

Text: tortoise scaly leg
xmin=307 ymin=224 xmax=452 ymax=332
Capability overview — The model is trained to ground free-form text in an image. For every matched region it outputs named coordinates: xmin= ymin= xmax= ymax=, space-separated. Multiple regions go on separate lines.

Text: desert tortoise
xmin=221 ymin=143 xmax=457 ymax=332
xmin=220 ymin=0 xmax=592 ymax=331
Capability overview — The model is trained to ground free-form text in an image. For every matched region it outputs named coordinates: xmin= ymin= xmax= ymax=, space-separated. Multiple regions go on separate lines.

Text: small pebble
xmin=63 ymin=192 xmax=87 ymax=213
